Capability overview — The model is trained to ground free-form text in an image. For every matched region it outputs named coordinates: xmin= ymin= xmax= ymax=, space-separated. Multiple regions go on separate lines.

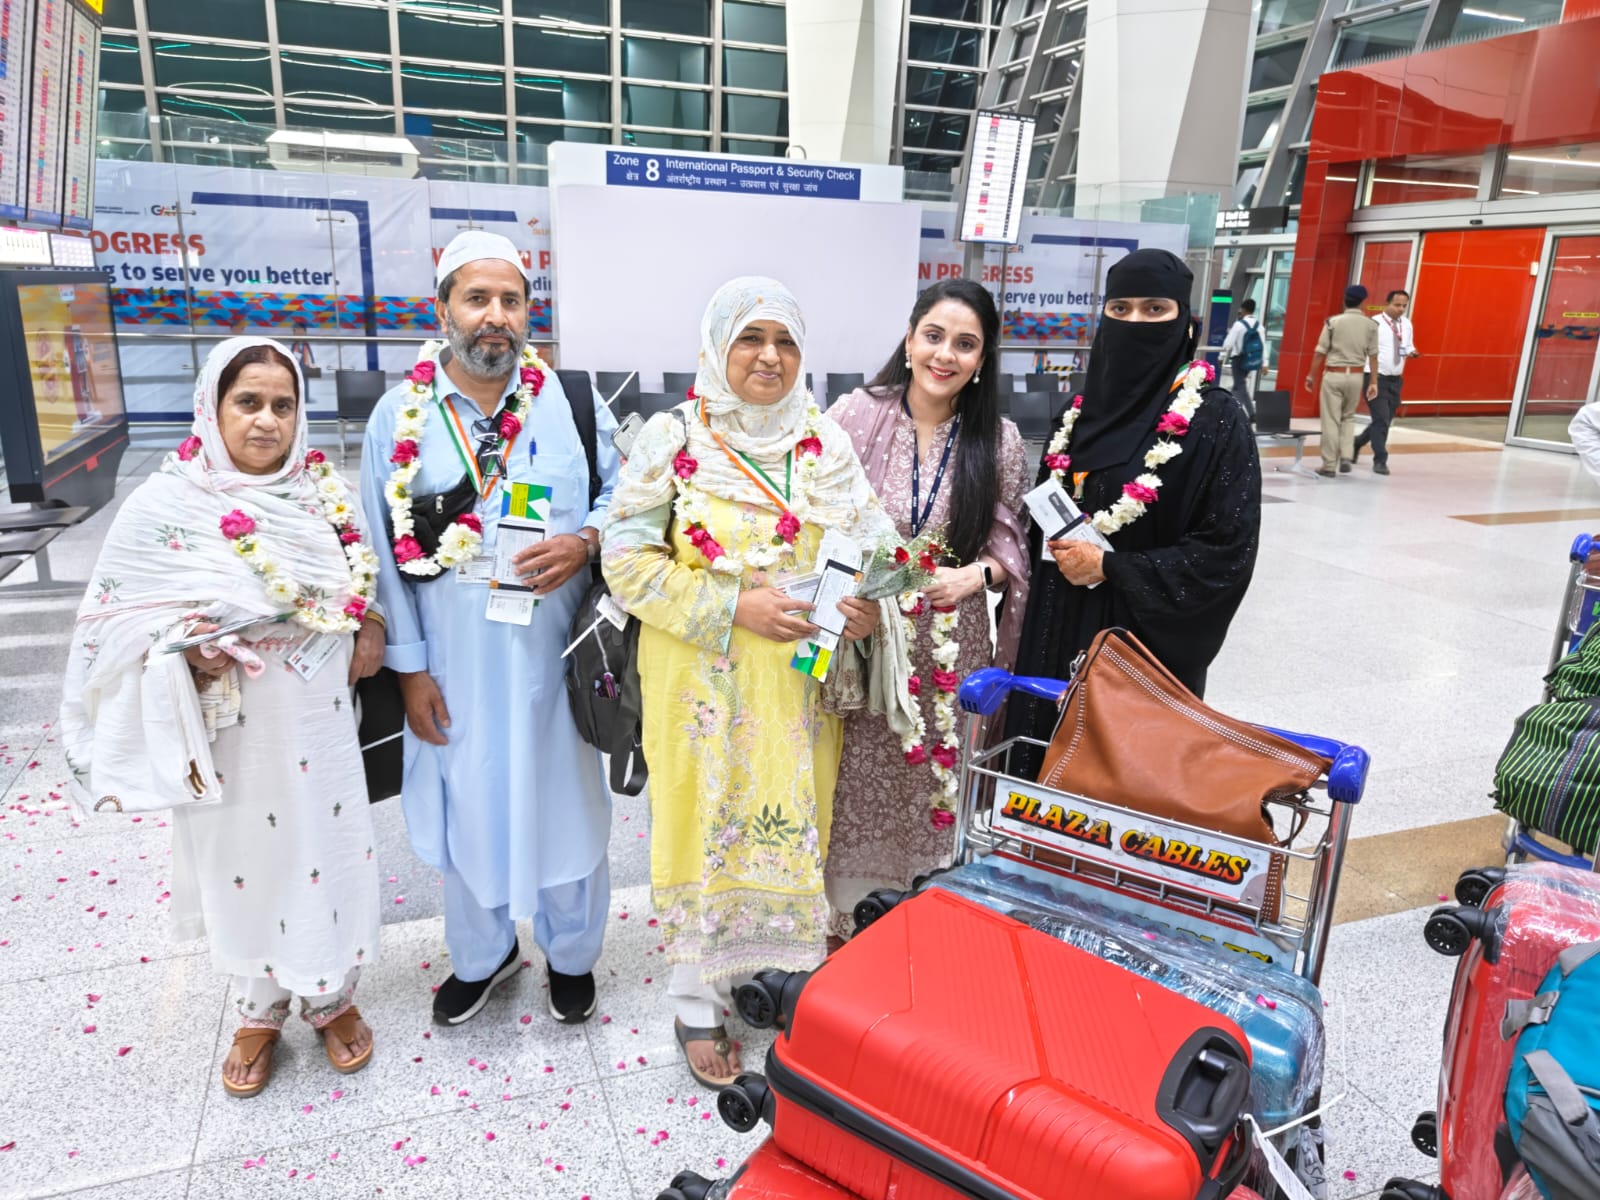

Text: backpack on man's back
xmin=1238 ymin=319 xmax=1264 ymax=372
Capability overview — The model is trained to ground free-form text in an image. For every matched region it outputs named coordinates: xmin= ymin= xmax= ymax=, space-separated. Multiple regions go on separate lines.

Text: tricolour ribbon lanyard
xmin=699 ymin=394 xmax=793 ymax=511
xmin=901 ymin=396 xmax=959 ymax=537
xmin=439 ymin=394 xmax=521 ymax=500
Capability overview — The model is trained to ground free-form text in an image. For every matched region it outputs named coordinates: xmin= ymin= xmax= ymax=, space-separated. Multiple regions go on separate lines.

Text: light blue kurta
xmin=359 ymin=357 xmax=618 ymax=918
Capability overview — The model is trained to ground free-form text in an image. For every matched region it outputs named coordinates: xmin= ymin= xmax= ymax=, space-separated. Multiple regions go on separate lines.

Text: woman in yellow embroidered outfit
xmin=602 ymin=277 xmax=897 ymax=1089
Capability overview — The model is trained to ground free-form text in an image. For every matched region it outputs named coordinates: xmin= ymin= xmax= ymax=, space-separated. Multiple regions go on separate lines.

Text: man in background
xmin=1353 ymin=290 xmax=1419 ymax=476
xmin=1220 ymin=297 xmax=1263 ymax=421
xmin=1305 ymin=285 xmax=1379 ymax=477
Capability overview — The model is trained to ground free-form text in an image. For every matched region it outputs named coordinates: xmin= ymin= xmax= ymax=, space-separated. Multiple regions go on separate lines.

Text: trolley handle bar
xmin=1257 ymin=725 xmax=1370 ymax=805
xmin=956 ymin=669 xmax=1371 ymax=805
xmin=958 ymin=667 xmax=1069 ymax=716
xmin=1571 ymin=533 xmax=1595 ymax=564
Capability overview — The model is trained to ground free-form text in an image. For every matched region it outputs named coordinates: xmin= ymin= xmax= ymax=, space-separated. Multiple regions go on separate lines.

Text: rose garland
xmin=671 ymin=397 xmax=827 ymax=574
xmin=211 ymin=449 xmax=379 ymax=633
xmin=1042 ymin=360 xmax=1213 ymax=536
xmin=887 ymin=540 xmax=963 ymax=828
xmin=383 ymin=341 xmax=548 ymax=577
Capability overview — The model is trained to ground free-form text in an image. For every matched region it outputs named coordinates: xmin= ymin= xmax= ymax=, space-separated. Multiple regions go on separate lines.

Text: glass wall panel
xmin=1257 ymin=0 xmax=1319 ymax=33
xmin=623 ymin=130 xmax=710 ymax=150
xmin=1516 ymin=235 xmax=1600 ymax=443
xmin=520 ymin=122 xmax=609 ymax=147
xmin=1500 ymin=142 xmax=1600 ymax=197
xmin=402 ymin=64 xmax=506 ymax=113
xmin=102 ymin=0 xmax=135 ymax=28
xmin=724 ymin=1 xmax=787 ymax=45
xmin=152 ymin=41 xmax=274 ymax=94
xmin=277 ymin=1 xmax=392 ymax=53
xmin=145 ymin=0 xmax=268 ymax=41
xmin=1248 ymin=40 xmax=1305 ymax=90
xmin=723 ymin=94 xmax=787 ymax=138
xmin=514 ymin=76 xmax=609 ymax=122
xmin=159 ymin=93 xmax=277 ymax=129
xmin=907 ymin=22 xmax=983 ymax=66
xmin=724 ymin=137 xmax=784 ymax=155
xmin=99 ymin=35 xmax=144 ymax=87
xmin=724 ymin=47 xmax=788 ymax=91
xmin=280 ymin=52 xmax=395 ymax=106
xmin=1058 ymin=7 xmax=1087 ymax=42
xmin=622 ymin=0 xmax=711 ymax=38
xmin=284 ymin=105 xmax=398 ymax=132
xmin=513 ymin=25 xmax=609 ymax=74
xmin=903 ymin=110 xmax=971 ymax=151
xmin=1330 ymin=9 xmax=1426 ymax=68
xmin=1425 ymin=0 xmax=1562 ymax=44
xmin=901 ymin=151 xmax=960 ymax=175
xmin=1040 ymin=52 xmax=1078 ymax=92
xmin=510 ymin=0 xmax=609 ymax=21
xmin=623 ymin=84 xmax=709 ymax=130
xmin=910 ymin=0 xmax=987 ymax=20
xmin=1365 ymin=153 xmax=1482 ymax=204
xmin=1242 ymin=102 xmax=1284 ymax=152
xmin=1004 ymin=23 xmax=1038 ymax=62
xmin=397 ymin=6 xmax=504 ymax=65
xmin=98 ymin=88 xmax=150 ymax=118
xmin=624 ymin=38 xmax=710 ymax=84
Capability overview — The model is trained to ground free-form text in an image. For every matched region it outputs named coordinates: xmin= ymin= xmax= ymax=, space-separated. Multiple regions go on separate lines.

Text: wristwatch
xmin=585 ymin=534 xmax=601 ymax=564
xmin=979 ymin=561 xmax=996 ymax=591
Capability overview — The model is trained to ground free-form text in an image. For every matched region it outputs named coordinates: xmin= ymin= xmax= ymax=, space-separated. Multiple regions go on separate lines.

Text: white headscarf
xmin=609 ymin=277 xmax=897 ymax=550
xmin=59 ymin=338 xmax=367 ymax=809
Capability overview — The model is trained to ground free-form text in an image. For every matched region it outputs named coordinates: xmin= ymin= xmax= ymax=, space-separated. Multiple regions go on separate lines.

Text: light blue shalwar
xmin=359 ymin=357 xmax=619 ymax=981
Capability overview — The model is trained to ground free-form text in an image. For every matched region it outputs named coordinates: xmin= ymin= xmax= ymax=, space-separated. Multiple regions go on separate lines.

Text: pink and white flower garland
xmin=212 ymin=450 xmax=379 ymax=633
xmin=383 ymin=341 xmax=547 ymax=577
xmin=892 ymin=542 xmax=963 ymax=828
xmin=672 ymin=401 xmax=827 ymax=573
xmin=1042 ymin=360 xmax=1212 ymax=536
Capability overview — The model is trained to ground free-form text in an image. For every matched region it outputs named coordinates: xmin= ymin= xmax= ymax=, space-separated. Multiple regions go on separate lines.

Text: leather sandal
xmin=321 ymin=1006 xmax=374 ymax=1075
xmin=674 ymin=1017 xmax=740 ymax=1090
xmin=222 ymin=1027 xmax=279 ymax=1098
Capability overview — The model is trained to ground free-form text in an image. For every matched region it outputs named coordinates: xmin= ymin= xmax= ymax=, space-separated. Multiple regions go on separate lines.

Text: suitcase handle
xmin=1157 ymin=1031 xmax=1253 ymax=1160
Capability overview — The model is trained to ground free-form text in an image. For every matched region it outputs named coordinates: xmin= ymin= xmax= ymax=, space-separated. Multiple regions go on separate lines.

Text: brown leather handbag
xmin=1037 ymin=628 xmax=1331 ymax=918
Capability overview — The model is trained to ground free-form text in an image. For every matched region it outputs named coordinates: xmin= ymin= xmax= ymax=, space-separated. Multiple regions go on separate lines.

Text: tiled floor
xmin=1 ymin=421 xmax=1594 ymax=1199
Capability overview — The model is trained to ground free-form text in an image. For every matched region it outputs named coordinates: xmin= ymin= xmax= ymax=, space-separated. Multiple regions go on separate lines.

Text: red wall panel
xmin=1282 ymin=14 xmax=1600 ymax=416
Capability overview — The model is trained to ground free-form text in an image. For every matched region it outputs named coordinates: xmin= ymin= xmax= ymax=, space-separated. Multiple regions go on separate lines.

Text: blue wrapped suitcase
xmin=921 ymin=856 xmax=1325 ymax=1130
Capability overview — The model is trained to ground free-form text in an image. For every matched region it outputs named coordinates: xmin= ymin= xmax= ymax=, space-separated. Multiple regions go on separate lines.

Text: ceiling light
xmin=1461 ymin=7 xmax=1524 ymax=20
xmin=1507 ymin=154 xmax=1600 ymax=169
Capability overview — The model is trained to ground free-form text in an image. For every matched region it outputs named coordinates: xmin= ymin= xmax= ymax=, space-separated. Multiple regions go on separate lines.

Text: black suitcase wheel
xmin=852 ymin=888 xmax=906 ymax=934
xmin=1454 ymin=867 xmax=1504 ymax=908
xmin=1379 ymin=1179 xmax=1444 ymax=1200
xmin=1410 ymin=1110 xmax=1438 ymax=1157
xmin=734 ymin=971 xmax=789 ymax=1030
xmin=1424 ymin=906 xmax=1476 ymax=957
xmin=718 ymin=1074 xmax=771 ymax=1133
xmin=659 ymin=1170 xmax=714 ymax=1200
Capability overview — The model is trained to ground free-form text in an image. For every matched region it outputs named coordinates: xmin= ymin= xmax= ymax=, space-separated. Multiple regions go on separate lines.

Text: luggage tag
xmin=484 ymin=480 xmax=553 ymax=625
xmin=1244 ymin=1116 xmax=1316 ymax=1200
xmin=1024 ymin=477 xmax=1112 ymax=588
xmin=286 ymin=631 xmax=342 ymax=681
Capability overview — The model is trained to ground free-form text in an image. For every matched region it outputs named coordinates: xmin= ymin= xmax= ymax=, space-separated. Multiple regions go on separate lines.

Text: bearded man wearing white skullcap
xmin=359 ymin=230 xmax=619 ymax=1027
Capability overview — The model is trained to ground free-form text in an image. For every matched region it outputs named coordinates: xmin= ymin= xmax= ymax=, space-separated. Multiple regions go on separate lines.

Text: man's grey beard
xmin=444 ymin=311 xmax=526 ymax=379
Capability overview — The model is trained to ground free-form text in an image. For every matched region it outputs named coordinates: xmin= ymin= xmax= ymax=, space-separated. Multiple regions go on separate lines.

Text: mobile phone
xmin=612 ymin=412 xmax=645 ymax=458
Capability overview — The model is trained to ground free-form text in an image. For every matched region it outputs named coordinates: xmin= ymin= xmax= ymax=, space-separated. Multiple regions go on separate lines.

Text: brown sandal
xmin=222 ymin=1027 xmax=279 ymax=1098
xmin=674 ymin=1017 xmax=741 ymax=1090
xmin=321 ymin=1006 xmax=374 ymax=1074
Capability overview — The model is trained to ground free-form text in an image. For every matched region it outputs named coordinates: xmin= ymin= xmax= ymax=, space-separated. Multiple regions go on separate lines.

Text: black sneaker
xmin=546 ymin=965 xmax=597 ymax=1025
xmin=1374 ymin=462 xmax=1390 ymax=476
xmin=433 ymin=941 xmax=521 ymax=1027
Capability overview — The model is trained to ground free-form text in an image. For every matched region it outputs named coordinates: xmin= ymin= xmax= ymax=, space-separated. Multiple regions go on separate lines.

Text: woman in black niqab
xmin=1004 ymin=248 xmax=1262 ymax=776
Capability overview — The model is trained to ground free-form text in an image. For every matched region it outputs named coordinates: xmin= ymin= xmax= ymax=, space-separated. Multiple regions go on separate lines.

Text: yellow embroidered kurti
xmin=606 ymin=490 xmax=840 ymax=983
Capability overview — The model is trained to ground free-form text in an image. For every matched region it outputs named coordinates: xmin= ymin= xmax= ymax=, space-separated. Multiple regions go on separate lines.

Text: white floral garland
xmin=672 ymin=400 xmax=827 ymax=574
xmin=384 ymin=340 xmax=549 ymax=577
xmin=1042 ymin=360 xmax=1213 ymax=536
xmin=896 ymin=589 xmax=963 ymax=827
xmin=217 ymin=452 xmax=379 ymax=634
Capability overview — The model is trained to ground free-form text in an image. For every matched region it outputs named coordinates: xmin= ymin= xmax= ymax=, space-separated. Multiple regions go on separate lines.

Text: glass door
xmin=1351 ymin=234 xmax=1418 ymax=317
xmin=1510 ymin=232 xmax=1600 ymax=447
xmin=1262 ymin=247 xmax=1294 ymax=387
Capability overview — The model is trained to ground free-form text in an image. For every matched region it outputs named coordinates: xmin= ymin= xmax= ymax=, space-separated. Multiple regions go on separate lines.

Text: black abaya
xmin=1004 ymin=385 xmax=1261 ymax=775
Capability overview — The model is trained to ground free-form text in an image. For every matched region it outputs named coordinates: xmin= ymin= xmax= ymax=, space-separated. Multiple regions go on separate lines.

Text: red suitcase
xmin=657 ymin=1138 xmax=863 ymax=1199
xmin=1387 ymin=863 xmax=1600 ymax=1200
xmin=720 ymin=889 xmax=1254 ymax=1200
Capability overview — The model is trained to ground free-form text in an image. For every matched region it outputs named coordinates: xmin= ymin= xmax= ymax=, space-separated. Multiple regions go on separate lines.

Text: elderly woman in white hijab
xmin=59 ymin=338 xmax=386 ymax=1098
xmin=604 ymin=277 xmax=904 ymax=1089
